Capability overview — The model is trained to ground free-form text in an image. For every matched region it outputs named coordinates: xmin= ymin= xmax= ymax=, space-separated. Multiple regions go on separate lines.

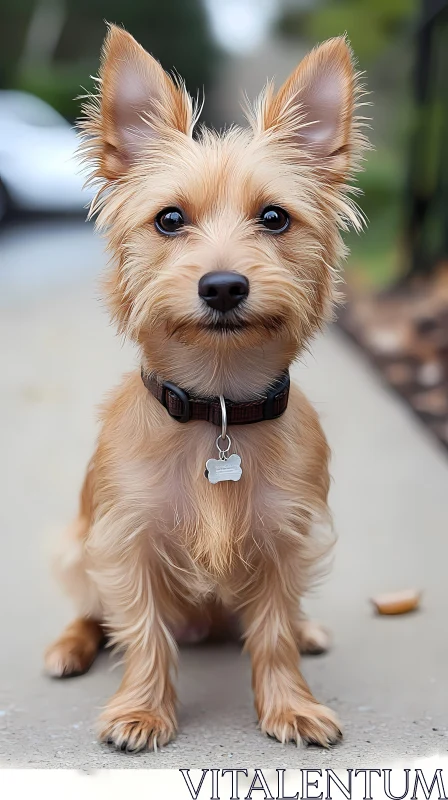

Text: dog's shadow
xmin=176 ymin=640 xmax=253 ymax=729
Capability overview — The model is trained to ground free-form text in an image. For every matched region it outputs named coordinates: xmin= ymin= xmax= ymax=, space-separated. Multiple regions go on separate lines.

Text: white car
xmin=0 ymin=90 xmax=94 ymax=220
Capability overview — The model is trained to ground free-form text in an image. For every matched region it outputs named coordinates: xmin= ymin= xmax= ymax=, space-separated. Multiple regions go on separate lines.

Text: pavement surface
xmin=1 ymin=219 xmax=447 ymax=769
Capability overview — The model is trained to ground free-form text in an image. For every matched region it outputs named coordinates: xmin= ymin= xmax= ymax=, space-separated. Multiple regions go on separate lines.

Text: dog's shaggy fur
xmin=45 ymin=25 xmax=368 ymax=752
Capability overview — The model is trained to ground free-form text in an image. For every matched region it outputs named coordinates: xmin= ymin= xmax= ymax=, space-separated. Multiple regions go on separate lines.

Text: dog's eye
xmin=259 ymin=206 xmax=290 ymax=233
xmin=155 ymin=207 xmax=184 ymax=235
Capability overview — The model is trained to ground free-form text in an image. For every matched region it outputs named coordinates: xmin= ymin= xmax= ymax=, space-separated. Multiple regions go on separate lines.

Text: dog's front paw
xmin=99 ymin=710 xmax=176 ymax=753
xmin=261 ymin=703 xmax=342 ymax=748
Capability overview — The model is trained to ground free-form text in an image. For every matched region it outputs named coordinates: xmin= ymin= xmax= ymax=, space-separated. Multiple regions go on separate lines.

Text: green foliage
xmin=277 ymin=0 xmax=417 ymax=64
xmin=2 ymin=0 xmax=221 ymax=122
xmin=0 ymin=0 xmax=35 ymax=87
xmin=347 ymin=151 xmax=405 ymax=286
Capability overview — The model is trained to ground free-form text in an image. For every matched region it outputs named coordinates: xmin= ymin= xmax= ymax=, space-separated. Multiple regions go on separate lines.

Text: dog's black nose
xmin=198 ymin=271 xmax=249 ymax=313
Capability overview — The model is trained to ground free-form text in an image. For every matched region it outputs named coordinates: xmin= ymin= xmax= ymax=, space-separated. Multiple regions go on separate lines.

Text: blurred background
xmin=1 ymin=0 xmax=448 ymax=768
xmin=1 ymin=0 xmax=444 ymax=276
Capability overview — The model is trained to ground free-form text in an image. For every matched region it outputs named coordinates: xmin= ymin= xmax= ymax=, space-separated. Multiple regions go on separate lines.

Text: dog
xmin=45 ymin=24 xmax=367 ymax=752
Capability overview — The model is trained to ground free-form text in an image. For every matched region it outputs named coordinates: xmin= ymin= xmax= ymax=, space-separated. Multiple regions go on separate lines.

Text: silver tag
xmin=205 ymin=396 xmax=242 ymax=484
xmin=205 ymin=453 xmax=242 ymax=484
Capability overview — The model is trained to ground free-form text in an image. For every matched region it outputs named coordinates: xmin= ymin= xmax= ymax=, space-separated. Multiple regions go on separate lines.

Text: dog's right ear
xmin=81 ymin=25 xmax=194 ymax=181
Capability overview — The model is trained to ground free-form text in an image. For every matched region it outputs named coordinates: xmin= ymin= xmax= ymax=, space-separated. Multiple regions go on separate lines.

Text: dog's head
xmin=81 ymin=26 xmax=367 ymax=392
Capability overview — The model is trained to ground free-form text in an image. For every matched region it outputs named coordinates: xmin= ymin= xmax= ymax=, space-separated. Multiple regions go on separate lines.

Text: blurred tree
xmin=403 ymin=0 xmax=448 ymax=277
xmin=0 ymin=0 xmax=220 ymax=122
xmin=0 ymin=0 xmax=35 ymax=88
xmin=276 ymin=0 xmax=416 ymax=64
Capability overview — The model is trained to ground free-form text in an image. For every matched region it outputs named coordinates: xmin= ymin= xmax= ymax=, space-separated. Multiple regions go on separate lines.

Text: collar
xmin=141 ymin=368 xmax=290 ymax=425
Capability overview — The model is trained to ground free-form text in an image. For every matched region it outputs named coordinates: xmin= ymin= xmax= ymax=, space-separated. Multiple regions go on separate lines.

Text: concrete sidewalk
xmin=1 ymin=220 xmax=447 ymax=768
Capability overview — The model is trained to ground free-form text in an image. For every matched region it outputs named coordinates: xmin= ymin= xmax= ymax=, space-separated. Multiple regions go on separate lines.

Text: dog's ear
xmin=255 ymin=36 xmax=362 ymax=178
xmin=83 ymin=25 xmax=194 ymax=181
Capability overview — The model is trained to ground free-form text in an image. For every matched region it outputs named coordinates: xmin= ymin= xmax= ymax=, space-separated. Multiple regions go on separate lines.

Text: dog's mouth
xmin=200 ymin=313 xmax=285 ymax=335
xmin=166 ymin=312 xmax=285 ymax=341
xmin=203 ymin=318 xmax=249 ymax=333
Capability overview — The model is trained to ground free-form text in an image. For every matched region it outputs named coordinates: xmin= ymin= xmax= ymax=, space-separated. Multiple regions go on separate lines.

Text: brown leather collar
xmin=141 ymin=369 xmax=290 ymax=425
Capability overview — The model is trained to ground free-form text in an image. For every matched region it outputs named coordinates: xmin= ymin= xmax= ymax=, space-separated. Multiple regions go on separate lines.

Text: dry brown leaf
xmin=371 ymin=590 xmax=421 ymax=616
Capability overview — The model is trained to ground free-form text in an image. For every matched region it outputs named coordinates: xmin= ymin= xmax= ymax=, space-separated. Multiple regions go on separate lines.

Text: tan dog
xmin=45 ymin=25 xmax=367 ymax=752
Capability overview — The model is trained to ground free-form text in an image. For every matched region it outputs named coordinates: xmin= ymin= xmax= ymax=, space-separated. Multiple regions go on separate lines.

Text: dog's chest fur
xmin=117 ymin=424 xmax=285 ymax=536
xmin=106 ymin=394 xmax=322 ymax=587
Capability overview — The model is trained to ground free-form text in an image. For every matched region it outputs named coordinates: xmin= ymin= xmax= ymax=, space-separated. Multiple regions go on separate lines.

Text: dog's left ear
xmin=255 ymin=36 xmax=362 ymax=178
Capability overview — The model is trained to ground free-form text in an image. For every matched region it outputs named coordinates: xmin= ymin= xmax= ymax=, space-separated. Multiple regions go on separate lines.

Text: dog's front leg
xmin=89 ymin=514 xmax=177 ymax=753
xmin=241 ymin=558 xmax=341 ymax=748
xmin=98 ymin=621 xmax=177 ymax=753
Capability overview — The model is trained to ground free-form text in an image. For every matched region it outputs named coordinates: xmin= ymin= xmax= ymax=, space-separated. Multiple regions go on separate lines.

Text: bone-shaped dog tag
xmin=205 ymin=453 xmax=242 ymax=484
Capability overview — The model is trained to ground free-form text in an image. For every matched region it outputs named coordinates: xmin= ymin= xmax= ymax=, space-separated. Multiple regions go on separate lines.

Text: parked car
xmin=0 ymin=90 xmax=94 ymax=220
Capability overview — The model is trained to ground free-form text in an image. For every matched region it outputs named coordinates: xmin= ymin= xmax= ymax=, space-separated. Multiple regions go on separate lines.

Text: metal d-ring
xmin=219 ymin=395 xmax=227 ymax=441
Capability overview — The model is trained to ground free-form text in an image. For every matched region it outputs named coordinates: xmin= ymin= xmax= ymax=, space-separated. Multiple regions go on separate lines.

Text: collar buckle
xmin=161 ymin=380 xmax=190 ymax=423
